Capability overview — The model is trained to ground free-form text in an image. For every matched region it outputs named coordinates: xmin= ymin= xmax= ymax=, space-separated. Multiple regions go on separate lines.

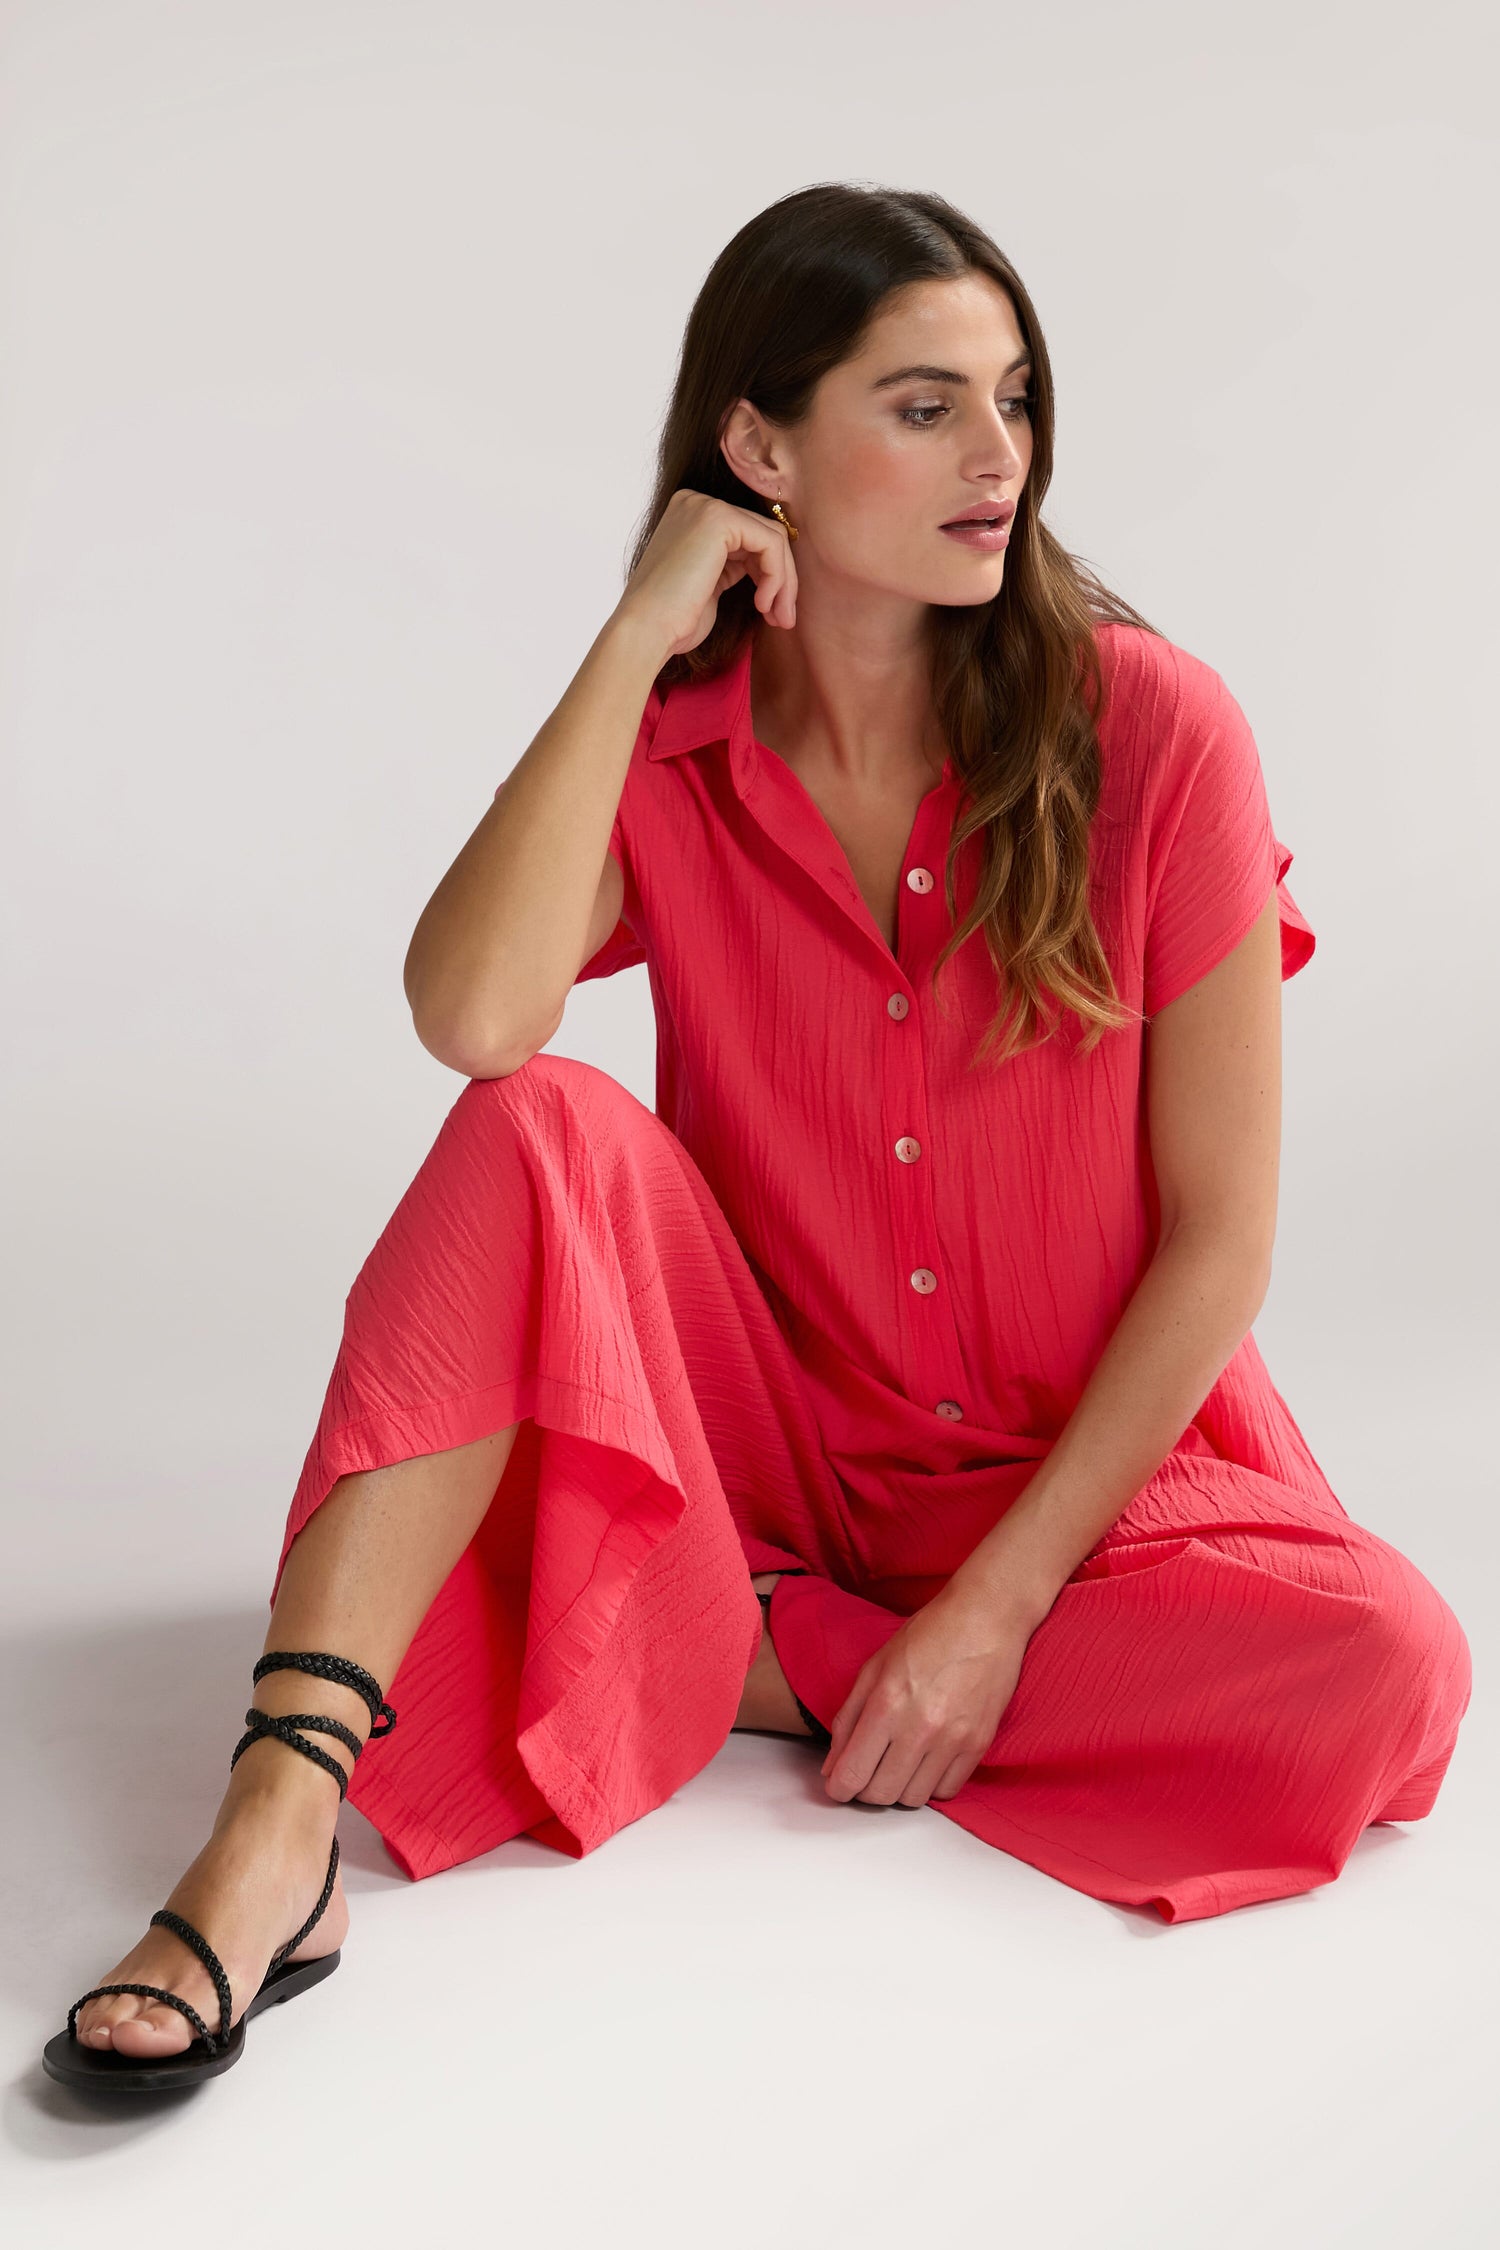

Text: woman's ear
xmin=718 ymin=396 xmax=781 ymax=501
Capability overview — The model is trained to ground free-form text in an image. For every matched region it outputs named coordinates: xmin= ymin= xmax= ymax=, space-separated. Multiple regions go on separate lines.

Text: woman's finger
xmin=896 ymin=1745 xmax=955 ymax=1809
xmin=766 ymin=513 xmax=798 ymax=625
xmin=931 ymin=1752 xmax=980 ymax=1800
xmin=736 ymin=516 xmax=795 ymax=625
xmin=855 ymin=1734 xmax=925 ymax=1807
xmin=622 ymin=488 xmax=799 ymax=658
xmin=712 ymin=499 xmax=796 ymax=623
xmin=823 ymin=1705 xmax=893 ymax=1802
xmin=819 ymin=1664 xmax=875 ymax=1775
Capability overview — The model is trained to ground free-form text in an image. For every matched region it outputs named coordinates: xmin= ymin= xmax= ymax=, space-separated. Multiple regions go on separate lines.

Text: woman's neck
xmin=747 ymin=619 xmax=946 ymax=790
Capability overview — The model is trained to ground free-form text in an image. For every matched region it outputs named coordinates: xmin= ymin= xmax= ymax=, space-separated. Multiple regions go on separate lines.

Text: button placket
xmin=885 ymin=824 xmax=968 ymax=1420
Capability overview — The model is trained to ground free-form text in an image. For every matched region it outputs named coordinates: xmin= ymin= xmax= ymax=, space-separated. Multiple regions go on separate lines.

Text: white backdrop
xmin=4 ymin=4 xmax=1495 ymax=2243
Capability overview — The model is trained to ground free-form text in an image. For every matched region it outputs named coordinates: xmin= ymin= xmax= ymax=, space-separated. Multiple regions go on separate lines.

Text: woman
xmin=48 ymin=183 xmax=1472 ymax=2086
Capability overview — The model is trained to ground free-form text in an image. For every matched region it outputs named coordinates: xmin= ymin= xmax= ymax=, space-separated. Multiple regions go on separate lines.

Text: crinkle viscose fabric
xmin=274 ymin=622 xmax=1472 ymax=1922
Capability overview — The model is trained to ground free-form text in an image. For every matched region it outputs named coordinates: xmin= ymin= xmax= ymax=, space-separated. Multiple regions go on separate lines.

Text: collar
xmin=647 ymin=632 xmax=956 ymax=788
xmin=646 ymin=635 xmax=754 ymax=760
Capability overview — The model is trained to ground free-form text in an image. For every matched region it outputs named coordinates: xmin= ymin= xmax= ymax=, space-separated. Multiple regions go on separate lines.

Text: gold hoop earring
xmin=769 ymin=498 xmax=799 ymax=542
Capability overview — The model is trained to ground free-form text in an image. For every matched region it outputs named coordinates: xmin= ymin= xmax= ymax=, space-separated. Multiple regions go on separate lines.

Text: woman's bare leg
xmin=734 ymin=1573 xmax=816 ymax=1738
xmin=74 ymin=1427 xmax=519 ymax=2057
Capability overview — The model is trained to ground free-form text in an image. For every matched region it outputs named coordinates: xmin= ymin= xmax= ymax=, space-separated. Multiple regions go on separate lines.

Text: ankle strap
xmin=230 ymin=1706 xmax=365 ymax=1798
xmin=252 ymin=1651 xmax=398 ymax=1737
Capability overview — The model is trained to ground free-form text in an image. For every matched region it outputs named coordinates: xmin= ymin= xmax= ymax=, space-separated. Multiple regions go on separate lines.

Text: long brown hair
xmin=624 ymin=180 xmax=1161 ymax=1067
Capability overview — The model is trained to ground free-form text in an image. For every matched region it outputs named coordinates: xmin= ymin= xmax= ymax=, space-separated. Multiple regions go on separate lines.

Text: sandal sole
xmin=41 ymin=1947 xmax=341 ymax=2094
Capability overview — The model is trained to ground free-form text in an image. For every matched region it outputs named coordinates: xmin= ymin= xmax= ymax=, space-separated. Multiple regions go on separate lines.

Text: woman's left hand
xmin=820 ymin=1578 xmax=1040 ymax=1808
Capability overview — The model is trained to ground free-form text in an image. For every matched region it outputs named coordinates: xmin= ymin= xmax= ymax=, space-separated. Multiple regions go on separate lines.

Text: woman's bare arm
xmin=402 ymin=609 xmax=669 ymax=1078
xmin=402 ymin=489 xmax=800 ymax=1079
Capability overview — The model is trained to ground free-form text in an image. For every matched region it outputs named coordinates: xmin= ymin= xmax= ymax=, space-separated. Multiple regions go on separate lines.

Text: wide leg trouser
xmin=272 ymin=1057 xmax=1473 ymax=1923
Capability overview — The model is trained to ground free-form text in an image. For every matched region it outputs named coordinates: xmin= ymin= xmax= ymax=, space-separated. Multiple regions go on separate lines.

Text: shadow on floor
xmin=5 ymin=1605 xmax=409 ymax=2021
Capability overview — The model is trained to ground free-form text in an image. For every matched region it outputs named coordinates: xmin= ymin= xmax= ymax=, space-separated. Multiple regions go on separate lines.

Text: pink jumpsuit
xmin=271 ymin=622 xmax=1472 ymax=1922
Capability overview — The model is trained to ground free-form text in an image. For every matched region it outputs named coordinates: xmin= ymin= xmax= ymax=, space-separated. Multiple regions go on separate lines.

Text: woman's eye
xmin=899 ymin=394 xmax=1033 ymax=430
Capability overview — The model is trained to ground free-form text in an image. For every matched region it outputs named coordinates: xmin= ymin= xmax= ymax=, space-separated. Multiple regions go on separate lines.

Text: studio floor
xmin=7 ymin=1362 xmax=1493 ymax=2250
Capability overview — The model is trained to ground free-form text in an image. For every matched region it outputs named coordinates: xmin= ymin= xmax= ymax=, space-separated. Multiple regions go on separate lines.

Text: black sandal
xmin=756 ymin=1576 xmax=834 ymax=1750
xmin=42 ymin=1651 xmax=397 ymax=2094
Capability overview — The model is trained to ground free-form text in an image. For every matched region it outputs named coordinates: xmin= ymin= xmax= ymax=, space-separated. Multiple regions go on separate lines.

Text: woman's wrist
xmin=601 ymin=594 xmax=676 ymax=676
xmin=941 ymin=1553 xmax=1059 ymax=1639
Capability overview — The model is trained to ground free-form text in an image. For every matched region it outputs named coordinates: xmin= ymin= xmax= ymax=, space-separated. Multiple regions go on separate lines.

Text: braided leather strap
xmin=757 ymin=1583 xmax=834 ymax=1750
xmin=251 ymin=1651 xmax=397 ymax=1737
xmin=230 ymin=1651 xmax=399 ymax=1796
xmin=65 ymin=1908 xmax=233 ymax=2053
xmin=67 ymin=1979 xmax=219 ymax=2052
xmin=268 ymin=1833 xmax=339 ymax=1970
xmin=229 ymin=1707 xmax=363 ymax=1798
xmin=64 ymin=1653 xmax=387 ymax=2053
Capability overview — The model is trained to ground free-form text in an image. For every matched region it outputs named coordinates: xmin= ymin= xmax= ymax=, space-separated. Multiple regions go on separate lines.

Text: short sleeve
xmin=575 ymin=803 xmax=647 ymax=981
xmin=1142 ymin=656 xmax=1316 ymax=1016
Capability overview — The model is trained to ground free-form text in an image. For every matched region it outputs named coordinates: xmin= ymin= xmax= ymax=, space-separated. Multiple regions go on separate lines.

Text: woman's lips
xmin=939 ymin=519 xmax=1011 ymax=550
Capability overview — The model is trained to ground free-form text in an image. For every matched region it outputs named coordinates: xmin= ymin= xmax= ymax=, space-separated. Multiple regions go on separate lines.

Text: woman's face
xmin=743 ymin=272 xmax=1035 ymax=610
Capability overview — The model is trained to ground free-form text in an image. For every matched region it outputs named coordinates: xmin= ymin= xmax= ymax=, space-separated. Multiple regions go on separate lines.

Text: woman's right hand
xmin=612 ymin=487 xmax=799 ymax=660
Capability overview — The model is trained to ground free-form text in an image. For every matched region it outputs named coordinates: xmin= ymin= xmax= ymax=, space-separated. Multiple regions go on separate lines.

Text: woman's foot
xmin=734 ymin=1573 xmax=816 ymax=1737
xmin=72 ymin=1720 xmax=354 ymax=2059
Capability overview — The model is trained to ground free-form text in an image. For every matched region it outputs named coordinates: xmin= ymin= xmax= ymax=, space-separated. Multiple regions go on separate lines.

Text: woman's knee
xmin=430 ymin=1054 xmax=666 ymax=1211
xmin=1350 ymin=1533 xmax=1472 ymax=1731
xmin=456 ymin=1052 xmax=646 ymax=1132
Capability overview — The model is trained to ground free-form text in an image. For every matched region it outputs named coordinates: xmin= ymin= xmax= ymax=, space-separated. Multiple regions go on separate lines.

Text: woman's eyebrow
xmin=870 ymin=352 xmax=1033 ymax=390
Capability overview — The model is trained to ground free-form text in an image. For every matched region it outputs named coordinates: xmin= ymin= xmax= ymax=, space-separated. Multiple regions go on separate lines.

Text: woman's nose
xmin=971 ymin=411 xmax=1026 ymax=477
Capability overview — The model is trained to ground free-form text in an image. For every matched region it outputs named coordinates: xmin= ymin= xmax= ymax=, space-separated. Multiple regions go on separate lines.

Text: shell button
xmin=894 ymin=1137 xmax=921 ymax=1163
xmin=906 ymin=867 xmax=935 ymax=894
xmin=909 ymin=1267 xmax=937 ymax=1294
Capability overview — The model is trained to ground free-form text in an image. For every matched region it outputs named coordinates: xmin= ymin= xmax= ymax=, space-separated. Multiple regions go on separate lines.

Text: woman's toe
xmin=107 ymin=2004 xmax=194 ymax=2057
xmin=78 ymin=1995 xmax=132 ymax=2047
